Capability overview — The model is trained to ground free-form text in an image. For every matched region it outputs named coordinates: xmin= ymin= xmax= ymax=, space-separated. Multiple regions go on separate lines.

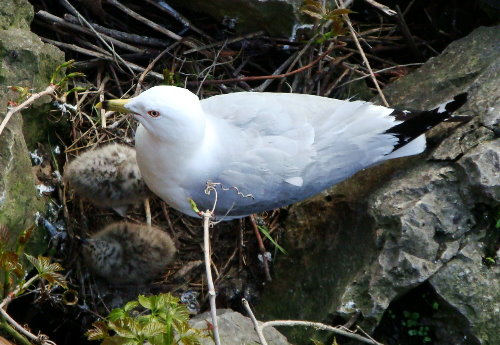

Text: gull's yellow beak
xmin=95 ymin=98 xmax=132 ymax=113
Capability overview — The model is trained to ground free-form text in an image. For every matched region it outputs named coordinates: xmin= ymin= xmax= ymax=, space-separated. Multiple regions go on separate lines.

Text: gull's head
xmin=97 ymin=86 xmax=205 ymax=142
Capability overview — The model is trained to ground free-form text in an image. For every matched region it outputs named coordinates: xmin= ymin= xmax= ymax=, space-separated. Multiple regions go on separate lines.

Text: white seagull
xmin=97 ymin=86 xmax=467 ymax=220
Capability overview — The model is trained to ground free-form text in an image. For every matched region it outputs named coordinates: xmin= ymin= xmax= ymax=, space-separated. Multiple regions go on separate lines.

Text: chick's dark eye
xmin=147 ymin=110 xmax=160 ymax=117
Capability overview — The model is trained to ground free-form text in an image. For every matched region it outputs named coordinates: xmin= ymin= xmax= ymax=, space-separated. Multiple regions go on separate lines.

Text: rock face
xmin=168 ymin=0 xmax=304 ymax=37
xmin=190 ymin=309 xmax=291 ymax=345
xmin=0 ymin=0 xmax=64 ymax=251
xmin=258 ymin=26 xmax=499 ymax=344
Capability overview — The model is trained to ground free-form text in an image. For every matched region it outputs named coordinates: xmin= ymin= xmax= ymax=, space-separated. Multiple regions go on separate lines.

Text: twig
xmin=105 ymin=0 xmax=193 ymax=47
xmin=134 ymin=44 xmax=179 ymax=95
xmin=242 ymin=299 xmax=383 ymax=345
xmin=0 ymin=319 xmax=32 ymax=345
xmin=63 ymin=14 xmax=169 ymax=47
xmin=242 ymin=299 xmax=268 ymax=345
xmin=394 ymin=5 xmax=424 ymax=60
xmin=263 ymin=320 xmax=383 ymax=345
xmin=186 ymin=43 xmax=345 ymax=86
xmin=144 ymin=198 xmax=151 ymax=226
xmin=160 ymin=202 xmax=176 ymax=238
xmin=0 ymin=308 xmax=54 ymax=345
xmin=58 ymin=0 xmax=135 ymax=75
xmin=364 ymin=0 xmax=396 ymax=16
xmin=0 ymin=85 xmax=56 ymax=137
xmin=183 ymin=31 xmax=265 ymax=55
xmin=201 ymin=210 xmax=221 ymax=345
xmin=249 ymin=215 xmax=272 ymax=282
xmin=36 ymin=11 xmax=144 ymax=54
xmin=40 ymin=38 xmax=164 ymax=80
xmin=337 ymin=0 xmax=389 ymax=106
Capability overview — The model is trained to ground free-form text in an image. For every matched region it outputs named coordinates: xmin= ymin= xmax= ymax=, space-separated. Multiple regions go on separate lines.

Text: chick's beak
xmin=95 ymin=98 xmax=132 ymax=113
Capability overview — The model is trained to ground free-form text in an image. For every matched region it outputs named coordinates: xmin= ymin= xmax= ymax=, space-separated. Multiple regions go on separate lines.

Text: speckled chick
xmin=64 ymin=143 xmax=149 ymax=216
xmin=81 ymin=222 xmax=176 ymax=284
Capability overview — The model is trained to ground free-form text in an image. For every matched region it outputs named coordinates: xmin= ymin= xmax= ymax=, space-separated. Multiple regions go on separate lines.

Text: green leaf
xmin=123 ymin=301 xmax=139 ymax=313
xmin=138 ymin=294 xmax=154 ymax=310
xmin=102 ymin=337 xmax=139 ymax=345
xmin=140 ymin=320 xmax=165 ymax=337
xmin=432 ymin=301 xmax=439 ymax=310
xmin=311 ymin=339 xmax=325 ymax=345
xmin=108 ymin=308 xmax=127 ymax=322
xmin=257 ymin=225 xmax=287 ymax=254
xmin=188 ymin=199 xmax=200 ymax=214
xmin=86 ymin=321 xmax=109 ymax=340
xmin=109 ymin=319 xmax=137 ymax=338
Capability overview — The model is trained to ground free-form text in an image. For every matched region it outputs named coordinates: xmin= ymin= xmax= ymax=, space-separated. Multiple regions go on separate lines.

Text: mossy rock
xmin=0 ymin=21 xmax=65 ymax=256
xmin=0 ymin=0 xmax=33 ymax=30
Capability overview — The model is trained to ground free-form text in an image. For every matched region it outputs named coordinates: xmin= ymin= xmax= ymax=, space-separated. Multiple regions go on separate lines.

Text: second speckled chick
xmin=81 ymin=222 xmax=176 ymax=284
xmin=64 ymin=143 xmax=149 ymax=216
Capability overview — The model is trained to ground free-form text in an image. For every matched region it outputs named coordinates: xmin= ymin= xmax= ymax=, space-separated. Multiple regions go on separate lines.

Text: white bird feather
xmin=100 ymin=86 xmax=467 ymax=220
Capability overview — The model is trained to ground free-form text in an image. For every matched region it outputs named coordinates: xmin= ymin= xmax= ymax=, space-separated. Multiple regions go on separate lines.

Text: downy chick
xmin=64 ymin=143 xmax=149 ymax=216
xmin=81 ymin=222 xmax=176 ymax=284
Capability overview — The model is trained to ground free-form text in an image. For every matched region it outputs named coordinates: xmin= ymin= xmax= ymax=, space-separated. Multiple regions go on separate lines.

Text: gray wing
xmin=200 ymin=92 xmax=416 ymax=214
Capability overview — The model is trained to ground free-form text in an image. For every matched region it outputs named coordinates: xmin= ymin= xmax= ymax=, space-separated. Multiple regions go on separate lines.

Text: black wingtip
xmin=445 ymin=92 xmax=468 ymax=113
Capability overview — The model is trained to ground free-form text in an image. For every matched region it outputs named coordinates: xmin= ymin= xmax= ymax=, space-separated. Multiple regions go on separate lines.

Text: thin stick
xmin=242 ymin=299 xmax=268 ymax=345
xmin=0 ymin=85 xmax=56 ymax=137
xmin=36 ymin=11 xmax=144 ymax=53
xmin=106 ymin=0 xmax=189 ymax=45
xmin=337 ymin=0 xmax=389 ymax=107
xmin=0 ymin=308 xmax=53 ymax=345
xmin=250 ymin=215 xmax=272 ymax=282
xmin=394 ymin=5 xmax=423 ymax=60
xmin=63 ymin=14 xmax=168 ymax=47
xmin=201 ymin=210 xmax=221 ymax=345
xmin=186 ymin=44 xmax=344 ymax=86
xmin=183 ymin=31 xmax=264 ymax=55
xmin=144 ymin=198 xmax=152 ymax=226
xmin=364 ymin=0 xmax=396 ymax=16
xmin=134 ymin=44 xmax=179 ymax=95
xmin=58 ymin=0 xmax=135 ymax=75
xmin=40 ymin=38 xmax=164 ymax=80
xmin=262 ymin=320 xmax=383 ymax=345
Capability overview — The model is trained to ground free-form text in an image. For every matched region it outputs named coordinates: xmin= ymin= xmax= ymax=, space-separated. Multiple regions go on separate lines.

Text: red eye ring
xmin=147 ymin=110 xmax=160 ymax=117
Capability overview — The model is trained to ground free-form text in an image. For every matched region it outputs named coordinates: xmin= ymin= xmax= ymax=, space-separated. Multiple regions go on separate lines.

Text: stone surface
xmin=190 ymin=309 xmax=291 ymax=345
xmin=258 ymin=25 xmax=500 ymax=344
xmin=430 ymin=241 xmax=500 ymax=345
xmin=0 ymin=0 xmax=33 ymax=30
xmin=168 ymin=0 xmax=304 ymax=37
xmin=0 ymin=1 xmax=64 ymax=252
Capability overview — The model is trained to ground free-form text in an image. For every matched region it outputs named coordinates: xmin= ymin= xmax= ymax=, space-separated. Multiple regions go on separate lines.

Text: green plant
xmin=0 ymin=224 xmax=68 ymax=345
xmin=401 ymin=310 xmax=432 ymax=343
xmin=301 ymin=0 xmax=353 ymax=43
xmin=86 ymin=293 xmax=205 ymax=345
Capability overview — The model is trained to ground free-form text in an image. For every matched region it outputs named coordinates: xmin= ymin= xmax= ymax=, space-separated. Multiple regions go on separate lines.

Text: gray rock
xmin=258 ymin=25 xmax=500 ymax=344
xmin=457 ymin=141 xmax=500 ymax=203
xmin=190 ymin=309 xmax=291 ymax=345
xmin=0 ymin=1 xmax=64 ymax=252
xmin=168 ymin=0 xmax=305 ymax=37
xmin=430 ymin=241 xmax=500 ymax=345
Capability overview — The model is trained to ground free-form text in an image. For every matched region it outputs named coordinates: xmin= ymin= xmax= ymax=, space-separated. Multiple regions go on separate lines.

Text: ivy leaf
xmin=86 ymin=321 xmax=109 ymax=340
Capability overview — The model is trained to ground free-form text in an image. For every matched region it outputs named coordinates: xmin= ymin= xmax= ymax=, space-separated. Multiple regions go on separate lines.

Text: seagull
xmin=64 ymin=143 xmax=149 ymax=216
xmin=97 ymin=86 xmax=468 ymax=220
xmin=81 ymin=222 xmax=176 ymax=284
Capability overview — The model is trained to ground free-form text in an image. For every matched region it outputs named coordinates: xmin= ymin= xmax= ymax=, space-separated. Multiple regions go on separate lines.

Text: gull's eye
xmin=147 ymin=110 xmax=160 ymax=118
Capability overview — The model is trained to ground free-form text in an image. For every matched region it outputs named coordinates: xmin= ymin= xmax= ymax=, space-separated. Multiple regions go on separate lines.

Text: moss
xmin=0 ymin=0 xmax=33 ymax=30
